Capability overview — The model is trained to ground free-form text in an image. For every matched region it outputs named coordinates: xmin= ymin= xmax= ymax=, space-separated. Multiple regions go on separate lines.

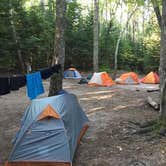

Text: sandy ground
xmin=0 ymin=78 xmax=166 ymax=166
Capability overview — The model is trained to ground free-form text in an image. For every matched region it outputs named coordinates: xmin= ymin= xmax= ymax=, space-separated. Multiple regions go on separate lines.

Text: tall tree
xmin=40 ymin=0 xmax=45 ymax=10
xmin=151 ymin=0 xmax=166 ymax=118
xmin=9 ymin=0 xmax=25 ymax=73
xmin=151 ymin=0 xmax=162 ymax=29
xmin=113 ymin=3 xmax=138 ymax=78
xmin=159 ymin=0 xmax=166 ymax=118
xmin=48 ymin=0 xmax=66 ymax=96
xmin=93 ymin=0 xmax=99 ymax=72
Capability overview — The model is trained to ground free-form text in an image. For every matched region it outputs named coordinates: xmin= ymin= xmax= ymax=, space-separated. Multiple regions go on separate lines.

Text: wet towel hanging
xmin=26 ymin=72 xmax=44 ymax=100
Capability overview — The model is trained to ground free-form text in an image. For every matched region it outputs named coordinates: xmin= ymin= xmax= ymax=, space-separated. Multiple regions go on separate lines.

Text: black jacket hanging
xmin=0 ymin=77 xmax=10 ymax=95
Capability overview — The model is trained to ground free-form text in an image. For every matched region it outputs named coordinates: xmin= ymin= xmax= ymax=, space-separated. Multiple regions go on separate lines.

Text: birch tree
xmin=93 ymin=0 xmax=99 ymax=72
xmin=113 ymin=2 xmax=138 ymax=78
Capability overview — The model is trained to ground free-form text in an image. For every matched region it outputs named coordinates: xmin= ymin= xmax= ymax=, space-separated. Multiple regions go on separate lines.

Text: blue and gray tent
xmin=5 ymin=93 xmax=89 ymax=166
xmin=64 ymin=68 xmax=82 ymax=79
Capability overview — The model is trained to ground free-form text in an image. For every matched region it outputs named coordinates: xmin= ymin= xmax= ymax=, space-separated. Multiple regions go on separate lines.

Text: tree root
xmin=133 ymin=126 xmax=154 ymax=134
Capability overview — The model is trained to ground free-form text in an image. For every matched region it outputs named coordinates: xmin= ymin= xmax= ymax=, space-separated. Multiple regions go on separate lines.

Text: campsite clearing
xmin=0 ymin=78 xmax=166 ymax=166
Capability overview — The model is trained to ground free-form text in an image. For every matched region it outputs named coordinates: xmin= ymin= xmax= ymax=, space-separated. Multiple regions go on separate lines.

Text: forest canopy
xmin=0 ymin=0 xmax=160 ymax=73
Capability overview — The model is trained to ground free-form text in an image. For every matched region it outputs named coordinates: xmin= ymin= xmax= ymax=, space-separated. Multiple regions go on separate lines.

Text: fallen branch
xmin=147 ymin=96 xmax=159 ymax=110
xmin=147 ymin=89 xmax=159 ymax=92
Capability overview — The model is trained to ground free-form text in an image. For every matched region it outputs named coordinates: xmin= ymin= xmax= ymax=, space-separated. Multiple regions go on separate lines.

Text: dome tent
xmin=5 ymin=93 xmax=89 ymax=166
xmin=140 ymin=72 xmax=159 ymax=84
xmin=64 ymin=68 xmax=82 ymax=79
xmin=115 ymin=72 xmax=139 ymax=85
xmin=88 ymin=72 xmax=115 ymax=87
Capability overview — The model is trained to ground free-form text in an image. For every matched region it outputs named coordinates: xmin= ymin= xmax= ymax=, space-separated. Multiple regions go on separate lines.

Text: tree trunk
xmin=93 ymin=0 xmax=99 ymax=72
xmin=105 ymin=0 xmax=120 ymax=64
xmin=151 ymin=0 xmax=162 ymax=29
xmin=113 ymin=5 xmax=138 ymax=79
xmin=159 ymin=0 xmax=166 ymax=118
xmin=48 ymin=0 xmax=66 ymax=96
xmin=40 ymin=0 xmax=45 ymax=10
xmin=113 ymin=0 xmax=123 ymax=79
xmin=9 ymin=1 xmax=25 ymax=73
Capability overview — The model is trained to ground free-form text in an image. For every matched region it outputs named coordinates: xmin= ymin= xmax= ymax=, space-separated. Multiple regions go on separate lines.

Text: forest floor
xmin=0 ymin=77 xmax=166 ymax=166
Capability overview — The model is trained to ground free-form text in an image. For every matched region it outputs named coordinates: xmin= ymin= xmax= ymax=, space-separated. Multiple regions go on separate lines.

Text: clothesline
xmin=0 ymin=64 xmax=61 ymax=96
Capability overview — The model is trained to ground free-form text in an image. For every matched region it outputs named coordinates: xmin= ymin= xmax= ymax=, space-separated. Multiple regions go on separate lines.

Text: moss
xmin=152 ymin=118 xmax=166 ymax=135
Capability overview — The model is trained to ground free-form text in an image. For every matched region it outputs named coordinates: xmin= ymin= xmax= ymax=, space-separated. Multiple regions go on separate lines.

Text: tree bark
xmin=151 ymin=0 xmax=162 ymax=29
xmin=51 ymin=0 xmax=66 ymax=71
xmin=93 ymin=0 xmax=99 ymax=72
xmin=48 ymin=0 xmax=66 ymax=96
xmin=159 ymin=0 xmax=166 ymax=118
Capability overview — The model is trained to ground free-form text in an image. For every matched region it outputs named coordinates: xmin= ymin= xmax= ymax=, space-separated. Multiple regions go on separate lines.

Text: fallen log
xmin=147 ymin=89 xmax=159 ymax=92
xmin=147 ymin=96 xmax=159 ymax=110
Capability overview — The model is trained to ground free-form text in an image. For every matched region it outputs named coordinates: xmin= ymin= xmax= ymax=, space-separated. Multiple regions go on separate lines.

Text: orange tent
xmin=140 ymin=72 xmax=159 ymax=84
xmin=88 ymin=72 xmax=115 ymax=87
xmin=116 ymin=72 xmax=139 ymax=84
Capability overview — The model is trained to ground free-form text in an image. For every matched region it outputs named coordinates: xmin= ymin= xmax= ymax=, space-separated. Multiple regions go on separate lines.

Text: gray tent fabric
xmin=124 ymin=76 xmax=137 ymax=84
xmin=64 ymin=69 xmax=82 ymax=79
xmin=8 ymin=93 xmax=89 ymax=164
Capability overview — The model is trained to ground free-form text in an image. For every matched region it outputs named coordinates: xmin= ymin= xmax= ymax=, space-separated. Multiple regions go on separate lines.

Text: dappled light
xmin=85 ymin=89 xmax=117 ymax=95
xmin=80 ymin=94 xmax=115 ymax=101
xmin=87 ymin=107 xmax=105 ymax=114
xmin=0 ymin=0 xmax=166 ymax=165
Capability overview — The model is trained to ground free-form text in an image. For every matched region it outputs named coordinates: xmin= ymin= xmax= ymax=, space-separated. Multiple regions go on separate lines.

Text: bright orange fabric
xmin=101 ymin=73 xmax=115 ymax=86
xmin=38 ymin=105 xmax=60 ymax=120
xmin=141 ymin=72 xmax=159 ymax=84
xmin=118 ymin=72 xmax=139 ymax=84
xmin=120 ymin=72 xmax=139 ymax=82
xmin=88 ymin=72 xmax=115 ymax=87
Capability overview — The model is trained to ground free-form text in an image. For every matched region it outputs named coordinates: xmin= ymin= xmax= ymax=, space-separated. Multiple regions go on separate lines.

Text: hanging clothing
xmin=0 ymin=77 xmax=10 ymax=95
xmin=26 ymin=72 xmax=44 ymax=100
xmin=39 ymin=67 xmax=52 ymax=79
xmin=39 ymin=64 xmax=61 ymax=79
xmin=10 ymin=75 xmax=26 ymax=90
xmin=51 ymin=64 xmax=61 ymax=74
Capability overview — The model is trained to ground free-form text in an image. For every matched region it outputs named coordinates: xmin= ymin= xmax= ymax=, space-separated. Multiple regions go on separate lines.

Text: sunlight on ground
xmin=85 ymin=90 xmax=117 ymax=95
xmin=87 ymin=107 xmax=105 ymax=115
xmin=80 ymin=94 xmax=114 ymax=101
xmin=112 ymin=103 xmax=143 ymax=111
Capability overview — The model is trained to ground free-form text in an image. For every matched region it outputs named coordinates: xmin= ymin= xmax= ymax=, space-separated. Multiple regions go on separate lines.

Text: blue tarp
xmin=8 ymin=93 xmax=89 ymax=164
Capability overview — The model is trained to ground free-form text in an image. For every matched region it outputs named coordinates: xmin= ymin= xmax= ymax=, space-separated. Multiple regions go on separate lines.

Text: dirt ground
xmin=0 ymin=78 xmax=166 ymax=166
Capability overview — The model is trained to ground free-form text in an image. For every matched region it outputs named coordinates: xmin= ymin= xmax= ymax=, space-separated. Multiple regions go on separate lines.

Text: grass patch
xmin=153 ymin=118 xmax=166 ymax=135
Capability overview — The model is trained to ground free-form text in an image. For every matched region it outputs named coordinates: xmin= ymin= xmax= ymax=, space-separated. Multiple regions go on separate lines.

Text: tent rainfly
xmin=88 ymin=72 xmax=115 ymax=87
xmin=5 ymin=93 xmax=89 ymax=166
xmin=64 ymin=68 xmax=82 ymax=79
xmin=115 ymin=72 xmax=139 ymax=85
xmin=140 ymin=72 xmax=159 ymax=84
